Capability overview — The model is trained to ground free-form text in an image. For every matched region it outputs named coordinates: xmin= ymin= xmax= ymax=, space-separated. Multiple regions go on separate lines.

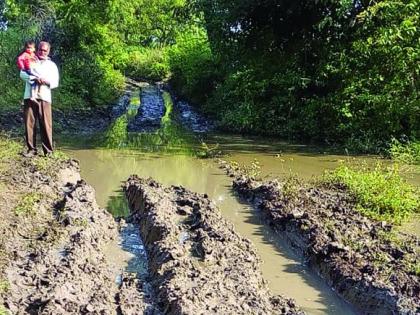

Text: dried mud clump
xmin=225 ymin=166 xmax=419 ymax=315
xmin=124 ymin=176 xmax=303 ymax=315
xmin=0 ymin=154 xmax=155 ymax=314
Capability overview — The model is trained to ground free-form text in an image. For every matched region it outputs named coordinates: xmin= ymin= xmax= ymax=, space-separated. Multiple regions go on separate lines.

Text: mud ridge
xmin=173 ymin=100 xmax=213 ymax=133
xmin=220 ymin=162 xmax=420 ymax=314
xmin=127 ymin=85 xmax=165 ymax=132
xmin=124 ymin=176 xmax=303 ymax=314
xmin=1 ymin=157 xmax=157 ymax=314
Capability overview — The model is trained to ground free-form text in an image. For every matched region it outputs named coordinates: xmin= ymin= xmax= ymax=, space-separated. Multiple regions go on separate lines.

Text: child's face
xmin=26 ymin=44 xmax=35 ymax=53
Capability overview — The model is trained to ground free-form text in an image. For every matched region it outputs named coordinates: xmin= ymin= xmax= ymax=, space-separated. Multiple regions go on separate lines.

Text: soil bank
xmin=220 ymin=161 xmax=420 ymax=314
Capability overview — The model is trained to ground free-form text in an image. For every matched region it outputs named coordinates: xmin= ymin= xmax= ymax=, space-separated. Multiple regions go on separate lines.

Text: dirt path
xmin=124 ymin=176 xmax=303 ymax=314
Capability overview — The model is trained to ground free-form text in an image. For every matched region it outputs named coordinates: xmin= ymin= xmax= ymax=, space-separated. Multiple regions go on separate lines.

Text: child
xmin=17 ymin=40 xmax=40 ymax=103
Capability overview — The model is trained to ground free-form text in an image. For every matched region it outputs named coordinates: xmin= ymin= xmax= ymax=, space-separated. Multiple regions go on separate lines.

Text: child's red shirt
xmin=17 ymin=50 xmax=38 ymax=71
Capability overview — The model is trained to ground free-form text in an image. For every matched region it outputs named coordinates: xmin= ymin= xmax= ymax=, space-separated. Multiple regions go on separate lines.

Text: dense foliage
xmin=0 ymin=0 xmax=191 ymax=110
xmin=0 ymin=0 xmax=418 ymax=153
xmin=170 ymin=0 xmax=419 ymax=152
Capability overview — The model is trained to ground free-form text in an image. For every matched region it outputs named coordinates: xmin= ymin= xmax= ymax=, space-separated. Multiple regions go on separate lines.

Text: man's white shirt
xmin=20 ymin=58 xmax=59 ymax=103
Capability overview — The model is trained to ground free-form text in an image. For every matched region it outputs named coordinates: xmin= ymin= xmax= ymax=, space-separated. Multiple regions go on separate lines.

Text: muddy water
xmin=63 ymin=147 xmax=363 ymax=314
xmin=209 ymin=134 xmax=420 ymax=185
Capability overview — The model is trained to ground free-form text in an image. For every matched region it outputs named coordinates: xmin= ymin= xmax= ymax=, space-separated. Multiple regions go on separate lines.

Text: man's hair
xmin=38 ymin=41 xmax=51 ymax=50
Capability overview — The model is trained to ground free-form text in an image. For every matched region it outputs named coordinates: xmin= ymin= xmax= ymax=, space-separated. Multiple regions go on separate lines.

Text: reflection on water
xmin=64 ymin=148 xmax=358 ymax=314
xmin=119 ymin=221 xmax=148 ymax=276
xmin=101 ymin=90 xmax=197 ymax=154
xmin=102 ymin=191 xmax=148 ymax=283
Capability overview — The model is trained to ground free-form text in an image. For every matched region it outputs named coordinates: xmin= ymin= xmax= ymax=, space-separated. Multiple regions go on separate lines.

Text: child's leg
xmin=25 ymin=70 xmax=39 ymax=102
xmin=30 ymin=84 xmax=37 ymax=100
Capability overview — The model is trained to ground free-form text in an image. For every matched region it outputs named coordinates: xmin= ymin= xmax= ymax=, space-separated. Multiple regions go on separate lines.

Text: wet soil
xmin=0 ymin=153 xmax=156 ymax=314
xmin=127 ymin=85 xmax=165 ymax=133
xmin=172 ymin=100 xmax=213 ymax=133
xmin=124 ymin=176 xmax=303 ymax=314
xmin=220 ymin=162 xmax=420 ymax=314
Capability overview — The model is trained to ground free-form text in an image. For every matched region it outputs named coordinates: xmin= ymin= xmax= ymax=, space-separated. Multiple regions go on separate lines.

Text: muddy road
xmin=124 ymin=176 xmax=302 ymax=314
xmin=0 ymin=155 xmax=157 ymax=314
xmin=220 ymin=161 xmax=420 ymax=314
xmin=0 ymin=147 xmax=303 ymax=314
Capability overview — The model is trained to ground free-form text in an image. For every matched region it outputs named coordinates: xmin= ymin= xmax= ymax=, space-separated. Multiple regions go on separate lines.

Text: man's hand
xmin=37 ymin=78 xmax=50 ymax=86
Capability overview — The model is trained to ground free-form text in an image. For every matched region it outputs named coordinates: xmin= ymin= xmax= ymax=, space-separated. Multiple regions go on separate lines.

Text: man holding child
xmin=19 ymin=41 xmax=59 ymax=157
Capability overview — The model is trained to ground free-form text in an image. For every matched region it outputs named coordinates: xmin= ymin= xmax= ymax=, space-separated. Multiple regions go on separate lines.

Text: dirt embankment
xmin=0 ymin=83 xmax=134 ymax=136
xmin=219 ymin=162 xmax=420 ymax=314
xmin=0 ymin=155 xmax=155 ymax=314
xmin=124 ymin=176 xmax=303 ymax=315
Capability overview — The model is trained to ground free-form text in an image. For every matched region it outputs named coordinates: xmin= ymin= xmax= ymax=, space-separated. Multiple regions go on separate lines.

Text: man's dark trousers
xmin=23 ymin=99 xmax=53 ymax=154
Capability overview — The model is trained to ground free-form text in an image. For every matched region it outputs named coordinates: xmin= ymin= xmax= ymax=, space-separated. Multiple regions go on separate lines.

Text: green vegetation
xmin=196 ymin=142 xmax=221 ymax=159
xmin=1 ymin=1 xmax=418 ymax=154
xmin=0 ymin=280 xmax=9 ymax=294
xmin=323 ymin=163 xmax=420 ymax=224
xmin=13 ymin=192 xmax=42 ymax=216
xmin=104 ymin=115 xmax=129 ymax=148
xmin=169 ymin=0 xmax=419 ymax=153
xmin=411 ymin=263 xmax=420 ymax=277
xmin=107 ymin=193 xmax=130 ymax=218
xmin=0 ymin=134 xmax=20 ymax=164
xmin=0 ymin=305 xmax=8 ymax=315
xmin=31 ymin=150 xmax=68 ymax=172
xmin=389 ymin=139 xmax=420 ymax=165
xmin=1 ymin=0 xmax=193 ymax=111
xmin=281 ymin=175 xmax=302 ymax=202
xmin=103 ymin=90 xmax=197 ymax=154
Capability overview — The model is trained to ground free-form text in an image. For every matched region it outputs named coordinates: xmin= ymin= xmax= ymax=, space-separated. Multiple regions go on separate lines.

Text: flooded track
xmin=63 ymin=149 xmax=358 ymax=314
xmin=58 ymin=82 xmax=419 ymax=314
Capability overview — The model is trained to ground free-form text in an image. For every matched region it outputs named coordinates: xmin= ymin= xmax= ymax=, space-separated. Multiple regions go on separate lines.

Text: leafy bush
xmin=183 ymin=0 xmax=420 ymax=150
xmin=125 ymin=47 xmax=170 ymax=81
xmin=389 ymin=138 xmax=420 ymax=165
xmin=323 ymin=163 xmax=420 ymax=224
xmin=168 ymin=27 xmax=218 ymax=105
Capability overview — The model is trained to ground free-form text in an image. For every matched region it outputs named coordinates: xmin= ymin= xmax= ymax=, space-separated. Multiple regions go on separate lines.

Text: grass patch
xmin=0 ymin=135 xmax=21 ymax=162
xmin=388 ymin=138 xmax=420 ymax=165
xmin=0 ymin=135 xmax=22 ymax=175
xmin=31 ymin=150 xmax=69 ymax=173
xmin=13 ymin=192 xmax=42 ymax=216
xmin=323 ymin=163 xmax=419 ymax=224
xmin=0 ymin=305 xmax=8 ymax=315
xmin=0 ymin=280 xmax=9 ymax=294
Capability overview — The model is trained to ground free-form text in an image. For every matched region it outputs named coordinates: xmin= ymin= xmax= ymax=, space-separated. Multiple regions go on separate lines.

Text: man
xmin=20 ymin=41 xmax=59 ymax=157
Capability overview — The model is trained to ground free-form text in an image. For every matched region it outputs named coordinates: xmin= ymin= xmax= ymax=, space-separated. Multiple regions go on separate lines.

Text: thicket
xmin=169 ymin=0 xmax=419 ymax=153
xmin=1 ymin=1 xmax=418 ymax=155
xmin=0 ymin=0 xmax=192 ymax=111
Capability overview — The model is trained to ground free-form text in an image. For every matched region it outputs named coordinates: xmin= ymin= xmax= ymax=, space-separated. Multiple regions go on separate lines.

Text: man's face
xmin=37 ymin=44 xmax=50 ymax=59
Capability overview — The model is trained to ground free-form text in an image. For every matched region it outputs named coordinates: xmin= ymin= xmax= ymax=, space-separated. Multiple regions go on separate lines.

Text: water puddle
xmin=102 ymin=219 xmax=148 ymax=284
xmin=102 ymin=189 xmax=148 ymax=284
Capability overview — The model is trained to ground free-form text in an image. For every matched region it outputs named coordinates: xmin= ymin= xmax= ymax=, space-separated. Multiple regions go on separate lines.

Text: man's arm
xmin=46 ymin=62 xmax=59 ymax=89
